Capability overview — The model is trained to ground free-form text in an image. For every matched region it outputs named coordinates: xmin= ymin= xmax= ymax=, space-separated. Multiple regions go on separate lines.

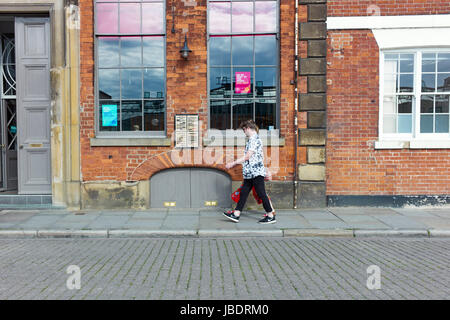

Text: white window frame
xmin=379 ymin=48 xmax=450 ymax=144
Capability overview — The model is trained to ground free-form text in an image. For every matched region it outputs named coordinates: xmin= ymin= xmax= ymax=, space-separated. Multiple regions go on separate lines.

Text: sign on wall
xmin=175 ymin=114 xmax=199 ymax=148
xmin=235 ymin=72 xmax=251 ymax=94
xmin=102 ymin=105 xmax=118 ymax=127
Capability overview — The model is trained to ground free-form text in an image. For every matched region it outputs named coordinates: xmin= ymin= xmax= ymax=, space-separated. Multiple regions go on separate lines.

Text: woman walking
xmin=223 ymin=120 xmax=276 ymax=224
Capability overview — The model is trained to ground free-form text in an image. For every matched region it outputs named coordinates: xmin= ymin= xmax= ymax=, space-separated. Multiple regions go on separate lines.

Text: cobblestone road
xmin=0 ymin=238 xmax=448 ymax=300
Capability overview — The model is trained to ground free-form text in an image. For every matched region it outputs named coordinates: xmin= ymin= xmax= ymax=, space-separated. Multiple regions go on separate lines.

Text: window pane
xmin=400 ymin=54 xmax=414 ymax=73
xmin=383 ymin=115 xmax=396 ymax=133
xmin=99 ymin=69 xmax=120 ymax=99
xmin=98 ymin=37 xmax=119 ymax=68
xmin=209 ymin=3 xmax=231 ymax=34
xmin=384 ymin=53 xmax=398 ymax=60
xmin=210 ymin=100 xmax=231 ymax=130
xmin=255 ymin=99 xmax=276 ymax=129
xmin=383 ymin=73 xmax=396 ymax=94
xmin=437 ymin=73 xmax=450 ymax=92
xmin=255 ymin=35 xmax=276 ymax=65
xmin=143 ymin=68 xmax=164 ymax=98
xmin=399 ymin=74 xmax=413 ymax=92
xmin=420 ymin=115 xmax=433 ymax=133
xmin=255 ymin=1 xmax=276 ymax=33
xmin=232 ymin=2 xmax=253 ymax=33
xmin=210 ymin=37 xmax=231 ymax=66
xmin=398 ymin=114 xmax=412 ymax=133
xmin=436 ymin=115 xmax=449 ymax=133
xmin=255 ymin=67 xmax=276 ymax=97
xmin=121 ymin=69 xmax=142 ymax=99
xmin=120 ymin=37 xmax=142 ymax=67
xmin=437 ymin=53 xmax=450 ymax=73
xmin=384 ymin=59 xmax=397 ymax=74
xmin=142 ymin=3 xmax=164 ymax=34
xmin=96 ymin=3 xmax=118 ymax=34
xmin=210 ymin=67 xmax=231 ymax=98
xmin=435 ymin=95 xmax=449 ymax=113
xmin=121 ymin=100 xmax=143 ymax=131
xmin=422 ymin=57 xmax=436 ymax=73
xmin=144 ymin=100 xmax=165 ymax=131
xmin=232 ymin=36 xmax=253 ymax=65
xmin=232 ymin=100 xmax=253 ymax=129
xmin=422 ymin=74 xmax=436 ymax=92
xmin=143 ymin=36 xmax=164 ymax=67
xmin=99 ymin=101 xmax=120 ymax=131
xmin=383 ymin=96 xmax=396 ymax=114
xmin=119 ymin=3 xmax=140 ymax=34
xmin=420 ymin=95 xmax=434 ymax=113
xmin=398 ymin=95 xmax=412 ymax=113
xmin=233 ymin=67 xmax=253 ymax=98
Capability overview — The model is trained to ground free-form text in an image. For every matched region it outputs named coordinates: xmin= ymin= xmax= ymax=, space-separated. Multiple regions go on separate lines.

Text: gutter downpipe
xmin=293 ymin=0 xmax=299 ymax=209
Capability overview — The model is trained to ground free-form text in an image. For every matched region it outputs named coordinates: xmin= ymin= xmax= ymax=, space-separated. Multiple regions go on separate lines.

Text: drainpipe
xmin=293 ymin=0 xmax=299 ymax=209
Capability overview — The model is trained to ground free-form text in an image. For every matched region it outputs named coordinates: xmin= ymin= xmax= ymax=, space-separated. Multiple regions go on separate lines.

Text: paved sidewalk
xmin=1 ymin=206 xmax=450 ymax=238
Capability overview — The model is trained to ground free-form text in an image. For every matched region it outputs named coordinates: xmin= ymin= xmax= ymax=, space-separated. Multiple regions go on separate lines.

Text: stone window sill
xmin=203 ymin=136 xmax=285 ymax=147
xmin=374 ymin=140 xmax=450 ymax=149
xmin=90 ymin=137 xmax=172 ymax=147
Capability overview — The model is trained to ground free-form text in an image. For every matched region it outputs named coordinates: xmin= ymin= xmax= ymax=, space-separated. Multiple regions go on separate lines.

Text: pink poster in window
xmin=235 ymin=72 xmax=251 ymax=94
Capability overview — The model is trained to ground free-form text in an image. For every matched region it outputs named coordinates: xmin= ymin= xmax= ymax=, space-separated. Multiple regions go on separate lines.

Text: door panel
xmin=150 ymin=168 xmax=190 ymax=208
xmin=16 ymin=18 xmax=51 ymax=194
xmin=190 ymin=169 xmax=231 ymax=208
xmin=150 ymin=168 xmax=231 ymax=208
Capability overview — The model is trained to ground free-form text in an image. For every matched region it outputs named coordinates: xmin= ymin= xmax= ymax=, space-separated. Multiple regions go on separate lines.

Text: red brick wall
xmin=326 ymin=30 xmax=450 ymax=195
xmin=328 ymin=0 xmax=450 ymax=17
xmin=79 ymin=0 xmax=296 ymax=182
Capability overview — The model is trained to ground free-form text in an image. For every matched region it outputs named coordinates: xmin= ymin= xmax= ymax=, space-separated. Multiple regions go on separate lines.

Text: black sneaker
xmin=223 ymin=210 xmax=240 ymax=223
xmin=258 ymin=214 xmax=276 ymax=224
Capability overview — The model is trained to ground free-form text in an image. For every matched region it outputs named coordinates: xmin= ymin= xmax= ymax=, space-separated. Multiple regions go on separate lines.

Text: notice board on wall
xmin=175 ymin=114 xmax=199 ymax=148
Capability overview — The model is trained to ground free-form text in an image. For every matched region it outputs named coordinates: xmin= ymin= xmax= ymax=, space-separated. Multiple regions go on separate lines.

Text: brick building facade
xmin=327 ymin=0 xmax=450 ymax=206
xmin=2 ymin=0 xmax=448 ymax=210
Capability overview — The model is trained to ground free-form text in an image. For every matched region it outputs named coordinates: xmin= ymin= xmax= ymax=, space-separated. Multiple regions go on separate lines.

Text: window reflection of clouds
xmin=119 ymin=3 xmax=140 ymax=34
xmin=144 ymin=68 xmax=164 ymax=98
xmin=232 ymin=2 xmax=253 ymax=33
xmin=142 ymin=3 xmax=164 ymax=34
xmin=143 ymin=37 xmax=164 ymax=67
xmin=97 ymin=3 xmax=118 ymax=34
xmin=210 ymin=3 xmax=231 ymax=33
xmin=121 ymin=37 xmax=142 ymax=67
xmin=210 ymin=37 xmax=231 ymax=66
xmin=255 ymin=2 xmax=276 ymax=33
xmin=255 ymin=35 xmax=276 ymax=65
xmin=121 ymin=69 xmax=142 ymax=99
xmin=96 ymin=0 xmax=166 ymax=132
xmin=232 ymin=36 xmax=253 ymax=66
xmin=98 ymin=37 xmax=119 ymax=67
xmin=99 ymin=69 xmax=120 ymax=99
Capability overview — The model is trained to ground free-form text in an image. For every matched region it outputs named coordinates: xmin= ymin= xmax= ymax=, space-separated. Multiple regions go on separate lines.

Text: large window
xmin=381 ymin=50 xmax=450 ymax=138
xmin=208 ymin=0 xmax=279 ymax=131
xmin=95 ymin=0 xmax=165 ymax=135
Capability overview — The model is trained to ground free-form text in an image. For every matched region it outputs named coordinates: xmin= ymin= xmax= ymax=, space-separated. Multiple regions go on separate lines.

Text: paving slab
xmin=199 ymin=217 xmax=239 ymax=230
xmin=160 ymin=215 xmax=199 ymax=230
xmin=131 ymin=211 xmax=167 ymax=219
xmin=406 ymin=217 xmax=450 ymax=230
xmin=372 ymin=215 xmax=428 ymax=229
xmin=329 ymin=207 xmax=399 ymax=215
xmin=122 ymin=219 xmax=164 ymax=229
xmin=307 ymin=219 xmax=349 ymax=229
xmin=0 ymin=211 xmax=37 ymax=223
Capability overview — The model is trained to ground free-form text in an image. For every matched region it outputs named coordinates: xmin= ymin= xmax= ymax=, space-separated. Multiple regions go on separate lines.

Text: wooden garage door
xmin=150 ymin=168 xmax=231 ymax=208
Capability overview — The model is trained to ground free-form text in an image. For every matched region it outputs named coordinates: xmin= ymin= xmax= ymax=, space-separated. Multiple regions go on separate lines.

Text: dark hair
xmin=239 ymin=119 xmax=259 ymax=133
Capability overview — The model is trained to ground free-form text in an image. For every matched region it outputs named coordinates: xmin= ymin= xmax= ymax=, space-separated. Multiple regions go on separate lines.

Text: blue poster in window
xmin=102 ymin=105 xmax=118 ymax=127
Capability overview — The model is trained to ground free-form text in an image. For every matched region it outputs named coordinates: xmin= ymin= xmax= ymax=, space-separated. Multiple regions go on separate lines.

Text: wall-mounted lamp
xmin=180 ymin=34 xmax=192 ymax=59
